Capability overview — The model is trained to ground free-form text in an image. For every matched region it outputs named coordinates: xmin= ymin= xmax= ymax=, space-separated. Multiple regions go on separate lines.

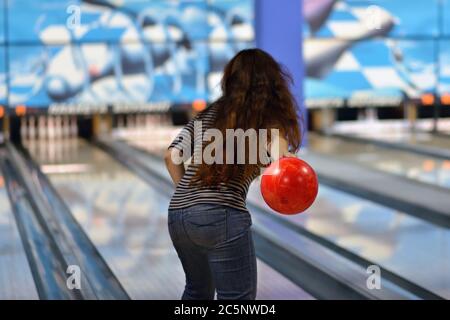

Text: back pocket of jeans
xmin=183 ymin=209 xmax=227 ymax=248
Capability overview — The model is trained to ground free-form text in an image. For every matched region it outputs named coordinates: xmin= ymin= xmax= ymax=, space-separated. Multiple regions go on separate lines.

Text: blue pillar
xmin=255 ymin=0 xmax=307 ymax=145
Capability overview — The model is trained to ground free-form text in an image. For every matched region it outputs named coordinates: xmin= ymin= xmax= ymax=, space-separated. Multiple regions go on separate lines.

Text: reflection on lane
xmin=27 ymin=139 xmax=181 ymax=299
xmin=248 ymin=181 xmax=450 ymax=299
xmin=24 ymin=138 xmax=312 ymax=300
xmin=363 ymin=131 xmax=450 ymax=150
xmin=308 ymin=133 xmax=450 ymax=188
xmin=0 ymin=160 xmax=38 ymax=299
xmin=331 ymin=121 xmax=450 ymax=150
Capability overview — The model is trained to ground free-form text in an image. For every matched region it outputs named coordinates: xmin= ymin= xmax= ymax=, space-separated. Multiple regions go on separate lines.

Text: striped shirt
xmin=168 ymin=103 xmax=260 ymax=212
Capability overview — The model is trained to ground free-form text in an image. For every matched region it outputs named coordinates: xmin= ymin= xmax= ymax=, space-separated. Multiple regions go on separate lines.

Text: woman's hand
xmin=268 ymin=129 xmax=297 ymax=161
xmin=281 ymin=151 xmax=297 ymax=158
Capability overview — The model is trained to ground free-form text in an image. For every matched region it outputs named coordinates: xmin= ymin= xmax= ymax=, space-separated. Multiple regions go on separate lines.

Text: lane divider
xmin=3 ymin=142 xmax=130 ymax=300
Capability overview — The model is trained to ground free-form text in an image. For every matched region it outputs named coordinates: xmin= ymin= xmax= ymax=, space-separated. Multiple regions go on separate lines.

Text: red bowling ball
xmin=261 ymin=157 xmax=318 ymax=215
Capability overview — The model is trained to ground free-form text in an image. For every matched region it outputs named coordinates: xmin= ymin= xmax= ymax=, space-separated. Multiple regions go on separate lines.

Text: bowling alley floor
xmin=0 ymin=163 xmax=39 ymax=299
xmin=2 ymin=120 xmax=450 ymax=299
xmin=119 ymin=125 xmax=450 ymax=299
xmin=307 ymin=133 xmax=450 ymax=188
xmin=21 ymin=138 xmax=313 ymax=300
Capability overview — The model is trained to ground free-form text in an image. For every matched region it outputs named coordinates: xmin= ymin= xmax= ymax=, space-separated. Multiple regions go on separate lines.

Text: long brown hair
xmin=194 ymin=48 xmax=302 ymax=186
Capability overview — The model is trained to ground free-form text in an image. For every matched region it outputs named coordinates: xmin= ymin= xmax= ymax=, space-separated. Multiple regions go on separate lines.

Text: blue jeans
xmin=168 ymin=204 xmax=257 ymax=300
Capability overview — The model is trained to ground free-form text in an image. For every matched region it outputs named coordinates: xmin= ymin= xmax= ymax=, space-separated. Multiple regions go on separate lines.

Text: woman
xmin=164 ymin=48 xmax=302 ymax=300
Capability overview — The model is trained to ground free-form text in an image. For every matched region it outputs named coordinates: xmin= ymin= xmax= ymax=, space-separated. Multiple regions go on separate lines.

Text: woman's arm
xmin=165 ymin=106 xmax=211 ymax=186
xmin=164 ymin=148 xmax=185 ymax=186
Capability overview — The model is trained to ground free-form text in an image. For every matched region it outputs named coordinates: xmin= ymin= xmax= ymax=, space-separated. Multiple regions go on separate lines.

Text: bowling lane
xmin=0 ymin=153 xmax=39 ymax=299
xmin=331 ymin=120 xmax=450 ymax=152
xmin=308 ymin=133 xmax=450 ymax=188
xmin=122 ymin=129 xmax=450 ymax=299
xmin=351 ymin=130 xmax=450 ymax=150
xmin=248 ymin=182 xmax=450 ymax=299
xmin=24 ymin=138 xmax=313 ymax=300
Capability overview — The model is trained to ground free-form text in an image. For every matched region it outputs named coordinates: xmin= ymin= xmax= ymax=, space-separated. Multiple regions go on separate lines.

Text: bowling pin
xmin=70 ymin=116 xmax=78 ymax=138
xmin=38 ymin=116 xmax=47 ymax=140
xmin=62 ymin=116 xmax=70 ymax=139
xmin=20 ymin=117 xmax=27 ymax=140
xmin=127 ymin=114 xmax=134 ymax=136
xmin=117 ymin=115 xmax=124 ymax=130
xmin=54 ymin=116 xmax=62 ymax=139
xmin=145 ymin=114 xmax=153 ymax=130
xmin=139 ymin=114 xmax=147 ymax=137
xmin=133 ymin=114 xmax=139 ymax=137
xmin=366 ymin=108 xmax=377 ymax=123
xmin=135 ymin=114 xmax=140 ymax=134
xmin=47 ymin=116 xmax=55 ymax=140
xmin=47 ymin=135 xmax=56 ymax=163
xmin=29 ymin=116 xmax=36 ymax=140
